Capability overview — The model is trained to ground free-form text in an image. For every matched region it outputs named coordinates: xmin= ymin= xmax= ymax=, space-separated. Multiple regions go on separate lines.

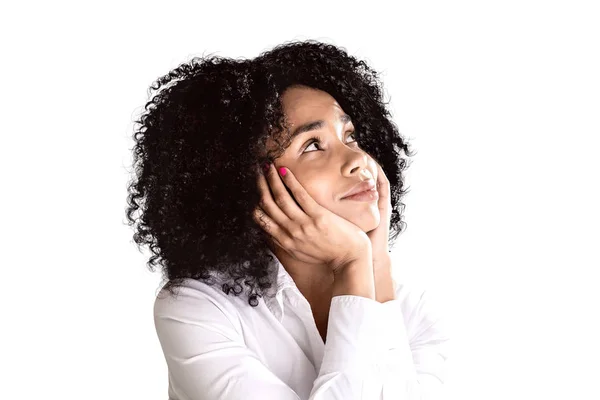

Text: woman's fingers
xmin=254 ymin=162 xmax=328 ymax=261
xmin=255 ymin=164 xmax=299 ymax=252
xmin=373 ymin=159 xmax=390 ymax=198
xmin=252 ymin=205 xmax=325 ymax=264
xmin=267 ymin=164 xmax=321 ymax=220
xmin=256 ymin=165 xmax=290 ymax=225
xmin=252 ymin=206 xmax=287 ymax=251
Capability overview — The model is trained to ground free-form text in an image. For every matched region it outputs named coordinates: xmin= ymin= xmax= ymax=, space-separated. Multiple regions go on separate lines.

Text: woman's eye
xmin=303 ymin=131 xmax=357 ymax=153
xmin=303 ymin=136 xmax=322 ymax=153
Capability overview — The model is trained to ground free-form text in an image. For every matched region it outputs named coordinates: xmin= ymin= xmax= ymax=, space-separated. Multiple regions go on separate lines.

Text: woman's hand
xmin=366 ymin=159 xmax=392 ymax=262
xmin=253 ymin=163 xmax=372 ymax=274
xmin=366 ymin=158 xmax=397 ymax=302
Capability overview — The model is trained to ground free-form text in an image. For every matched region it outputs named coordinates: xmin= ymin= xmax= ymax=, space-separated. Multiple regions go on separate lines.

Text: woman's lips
xmin=341 ymin=187 xmax=379 ymax=201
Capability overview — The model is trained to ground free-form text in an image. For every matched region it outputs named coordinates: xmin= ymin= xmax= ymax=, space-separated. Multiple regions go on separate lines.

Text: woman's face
xmin=265 ymin=85 xmax=380 ymax=233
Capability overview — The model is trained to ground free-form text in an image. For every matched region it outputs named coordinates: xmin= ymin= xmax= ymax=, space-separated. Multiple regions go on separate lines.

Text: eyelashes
xmin=303 ymin=135 xmax=323 ymax=151
xmin=303 ymin=130 xmax=358 ymax=153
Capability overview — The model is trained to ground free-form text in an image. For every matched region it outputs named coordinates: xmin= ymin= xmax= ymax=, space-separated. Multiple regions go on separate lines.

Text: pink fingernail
xmin=279 ymin=167 xmax=287 ymax=176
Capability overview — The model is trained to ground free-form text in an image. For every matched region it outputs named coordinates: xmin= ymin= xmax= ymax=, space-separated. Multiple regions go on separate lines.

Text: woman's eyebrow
xmin=289 ymin=113 xmax=352 ymax=140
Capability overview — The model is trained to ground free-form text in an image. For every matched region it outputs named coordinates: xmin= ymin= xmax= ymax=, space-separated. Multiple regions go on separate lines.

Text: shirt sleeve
xmin=375 ymin=288 xmax=451 ymax=399
xmin=314 ymin=290 xmax=450 ymax=399
xmin=154 ymin=287 xmax=302 ymax=399
xmin=154 ymin=285 xmax=449 ymax=400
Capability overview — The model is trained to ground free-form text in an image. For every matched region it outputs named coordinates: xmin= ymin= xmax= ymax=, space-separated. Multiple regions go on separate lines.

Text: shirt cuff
xmin=379 ymin=298 xmax=419 ymax=380
xmin=319 ymin=295 xmax=415 ymax=378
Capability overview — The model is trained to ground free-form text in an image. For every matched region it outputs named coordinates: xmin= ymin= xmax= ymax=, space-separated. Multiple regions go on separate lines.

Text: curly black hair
xmin=125 ymin=39 xmax=416 ymax=307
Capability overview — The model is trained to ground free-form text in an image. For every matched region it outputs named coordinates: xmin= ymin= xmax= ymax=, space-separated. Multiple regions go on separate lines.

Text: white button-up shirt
xmin=154 ymin=250 xmax=450 ymax=399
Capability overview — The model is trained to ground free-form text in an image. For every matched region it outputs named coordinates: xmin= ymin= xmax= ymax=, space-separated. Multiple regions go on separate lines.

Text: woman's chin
xmin=351 ymin=208 xmax=381 ymax=233
xmin=329 ymin=201 xmax=380 ymax=232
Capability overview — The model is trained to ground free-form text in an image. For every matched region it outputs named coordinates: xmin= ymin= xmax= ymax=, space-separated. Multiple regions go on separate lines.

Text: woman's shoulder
xmin=153 ymin=278 xmax=244 ymax=328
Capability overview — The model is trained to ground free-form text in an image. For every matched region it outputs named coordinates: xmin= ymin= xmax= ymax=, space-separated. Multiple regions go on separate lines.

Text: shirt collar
xmin=262 ymin=248 xmax=305 ymax=319
xmin=265 ymin=248 xmax=297 ymax=294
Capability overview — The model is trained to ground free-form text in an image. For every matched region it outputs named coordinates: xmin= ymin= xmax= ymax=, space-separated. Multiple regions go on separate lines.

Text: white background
xmin=2 ymin=1 xmax=599 ymax=399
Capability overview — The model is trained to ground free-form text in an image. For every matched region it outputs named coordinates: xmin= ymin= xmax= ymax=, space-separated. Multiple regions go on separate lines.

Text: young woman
xmin=126 ymin=39 xmax=449 ymax=399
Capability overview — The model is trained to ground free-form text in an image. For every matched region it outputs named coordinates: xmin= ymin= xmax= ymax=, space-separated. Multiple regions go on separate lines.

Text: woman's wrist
xmin=373 ymin=254 xmax=396 ymax=303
